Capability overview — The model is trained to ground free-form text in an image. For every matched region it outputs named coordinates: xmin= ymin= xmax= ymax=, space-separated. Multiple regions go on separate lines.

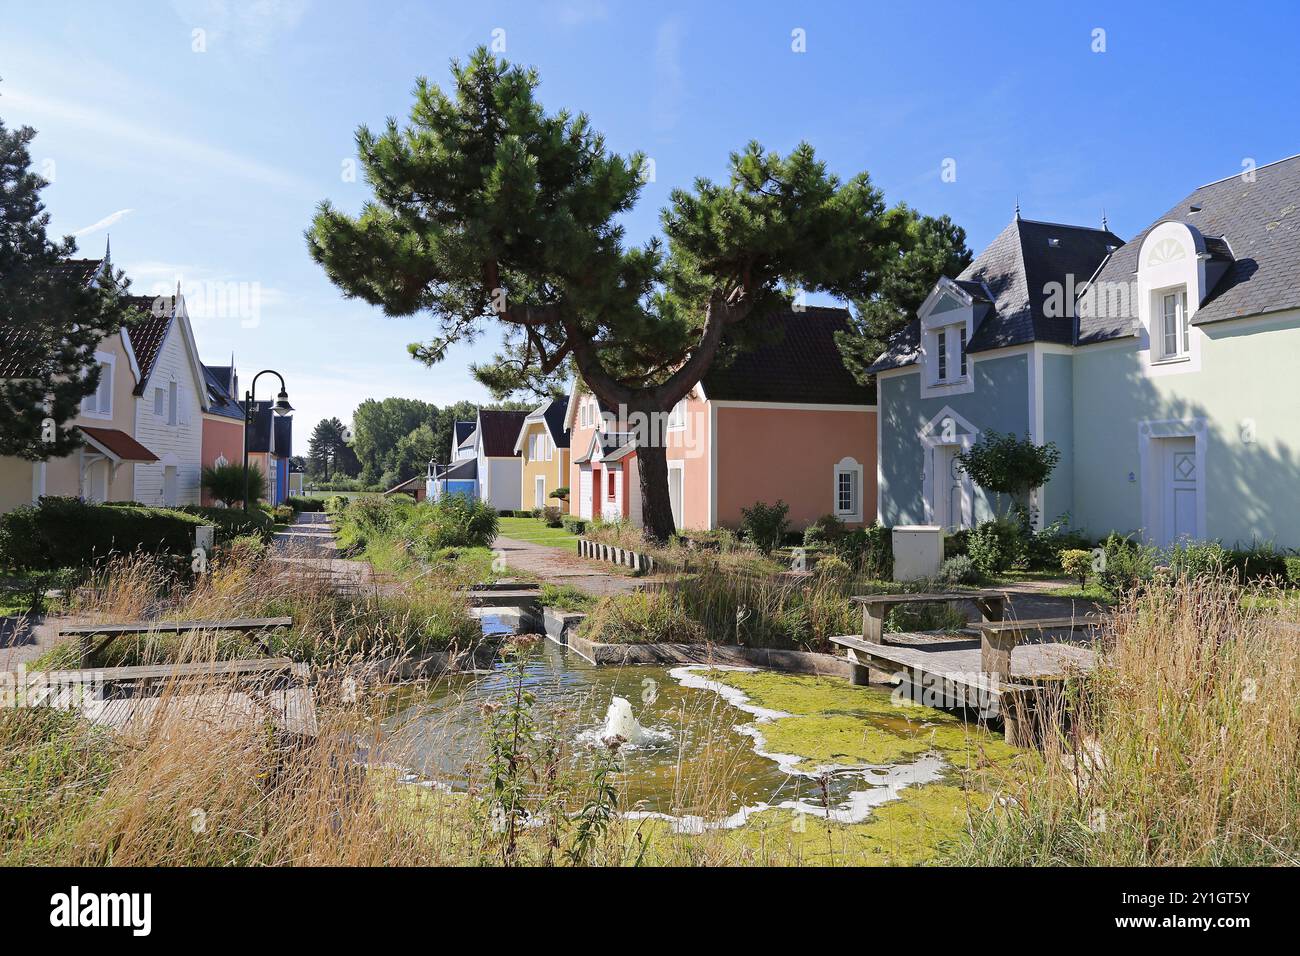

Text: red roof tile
xmin=77 ymin=426 xmax=159 ymax=462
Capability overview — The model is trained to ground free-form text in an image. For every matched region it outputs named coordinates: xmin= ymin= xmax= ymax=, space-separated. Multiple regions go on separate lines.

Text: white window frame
xmin=667 ymin=399 xmax=686 ymax=430
xmin=832 ymin=456 xmax=864 ymax=523
xmin=936 ymin=329 xmax=948 ymax=382
xmin=80 ymin=351 xmax=115 ymax=420
xmin=1154 ymin=286 xmax=1190 ymax=363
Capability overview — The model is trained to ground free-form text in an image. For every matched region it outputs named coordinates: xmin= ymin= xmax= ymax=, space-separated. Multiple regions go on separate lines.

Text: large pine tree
xmin=308 ymin=50 xmax=919 ymax=540
xmin=0 ymin=107 xmax=136 ymax=459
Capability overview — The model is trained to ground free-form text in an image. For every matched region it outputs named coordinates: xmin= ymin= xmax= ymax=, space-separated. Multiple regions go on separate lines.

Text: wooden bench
xmin=974 ymin=617 xmax=1099 ymax=676
xmin=850 ymin=591 xmax=1008 ymax=644
xmin=60 ymin=616 xmax=293 ymax=666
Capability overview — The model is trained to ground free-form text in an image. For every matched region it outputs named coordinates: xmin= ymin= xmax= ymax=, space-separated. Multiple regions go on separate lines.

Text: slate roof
xmin=702 ymin=306 xmax=875 ymax=405
xmin=523 ymin=397 xmax=571 ymax=449
xmin=51 ymin=258 xmax=106 ymax=285
xmin=0 ymin=257 xmax=106 ymax=379
xmin=437 ymin=457 xmax=478 ymax=480
xmin=453 ymin=420 xmax=476 ymax=447
xmin=1078 ymin=154 xmax=1300 ymax=343
xmin=246 ymin=402 xmax=275 ymax=453
xmin=871 ymin=217 xmax=1123 ymax=372
xmin=122 ymin=295 xmax=175 ymax=395
xmin=477 ymin=409 xmax=527 ymax=458
xmin=274 ymin=416 xmax=293 ymax=459
xmin=202 ymin=363 xmax=244 ymax=421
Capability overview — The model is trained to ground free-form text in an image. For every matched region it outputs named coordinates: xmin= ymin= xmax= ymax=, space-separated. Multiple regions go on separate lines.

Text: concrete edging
xmin=561 ymin=629 xmax=853 ymax=677
xmin=576 ymin=537 xmax=656 ymax=573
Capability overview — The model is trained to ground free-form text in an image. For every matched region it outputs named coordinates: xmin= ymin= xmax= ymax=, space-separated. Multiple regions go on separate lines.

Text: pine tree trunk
xmin=636 ymin=440 xmax=677 ymax=543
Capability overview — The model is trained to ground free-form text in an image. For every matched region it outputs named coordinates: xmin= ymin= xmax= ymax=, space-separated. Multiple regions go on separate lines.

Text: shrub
xmin=803 ymin=514 xmax=846 ymax=548
xmin=420 ymin=495 xmax=499 ymax=550
xmin=1225 ymin=542 xmax=1289 ymax=582
xmin=937 ymin=554 xmax=981 ymax=586
xmin=1096 ymin=532 xmax=1157 ymax=596
xmin=944 ymin=529 xmax=970 ymax=559
xmin=325 ymin=495 xmax=348 ymax=513
xmin=739 ymin=500 xmax=789 ymax=555
xmin=286 ymin=496 xmax=327 ymax=512
xmin=579 ymin=589 xmax=705 ymax=644
xmin=272 ymin=505 xmax=294 ymax=523
xmin=813 ymin=553 xmax=852 ymax=580
xmin=835 ymin=523 xmax=893 ymax=579
xmin=1059 ymin=548 xmax=1093 ymax=584
xmin=200 ymin=462 xmax=266 ymax=508
xmin=542 ymin=505 xmax=564 ymax=528
xmin=552 ymin=486 xmax=569 ymax=502
xmin=174 ymin=505 xmax=274 ymax=543
xmin=561 ymin=515 xmax=587 ymax=535
xmin=1166 ymin=540 xmax=1230 ymax=580
xmin=0 ymin=497 xmax=207 ymax=572
xmin=956 ymin=430 xmax=1061 ymax=523
xmin=967 ymin=518 xmax=1023 ymax=575
xmin=1286 ymin=556 xmax=1300 ymax=586
xmin=1022 ymin=516 xmax=1091 ymax=571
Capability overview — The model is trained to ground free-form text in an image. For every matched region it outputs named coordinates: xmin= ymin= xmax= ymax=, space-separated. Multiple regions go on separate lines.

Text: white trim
xmin=1138 ymin=417 xmax=1208 ymax=546
xmin=832 ymin=456 xmax=864 ymax=523
xmin=118 ymin=328 xmax=142 ymax=383
xmin=79 ymin=350 xmax=116 ymax=420
xmin=918 ymin=406 xmax=979 ymax=529
xmin=31 ymin=461 xmax=46 ymax=503
xmin=667 ymin=458 xmax=685 ymax=529
xmin=875 ymin=388 xmax=884 ymax=523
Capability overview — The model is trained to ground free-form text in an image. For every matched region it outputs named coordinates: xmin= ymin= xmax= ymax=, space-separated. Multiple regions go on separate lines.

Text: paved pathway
xmin=492 ymin=534 xmax=661 ymax=597
xmin=271 ymin=511 xmax=372 ymax=593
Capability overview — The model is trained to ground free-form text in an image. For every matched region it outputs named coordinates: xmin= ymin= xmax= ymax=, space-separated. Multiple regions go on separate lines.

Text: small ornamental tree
xmin=201 ymin=462 xmax=266 ymax=508
xmin=308 ymin=49 xmax=923 ymax=541
xmin=956 ymin=431 xmax=1061 ymax=526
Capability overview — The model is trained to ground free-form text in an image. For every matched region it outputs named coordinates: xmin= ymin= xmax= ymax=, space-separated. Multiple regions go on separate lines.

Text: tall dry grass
xmin=960 ymin=573 xmax=1300 ymax=865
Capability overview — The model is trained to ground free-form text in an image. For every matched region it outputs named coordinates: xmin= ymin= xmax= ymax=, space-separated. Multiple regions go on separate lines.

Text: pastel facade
xmin=515 ymin=398 xmax=570 ymax=510
xmin=474 ymin=408 xmax=526 ymax=511
xmin=199 ymin=363 xmax=246 ymax=507
xmin=874 ymin=154 xmax=1300 ymax=549
xmin=566 ymin=307 xmax=877 ymax=531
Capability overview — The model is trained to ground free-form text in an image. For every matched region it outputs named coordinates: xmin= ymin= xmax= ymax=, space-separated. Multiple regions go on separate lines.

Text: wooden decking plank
xmin=35 ymin=657 xmax=296 ymax=684
xmin=831 ymin=633 xmax=1094 ymax=684
xmin=850 ymin=590 xmax=1005 ymax=606
xmin=60 ymin=617 xmax=293 ymax=637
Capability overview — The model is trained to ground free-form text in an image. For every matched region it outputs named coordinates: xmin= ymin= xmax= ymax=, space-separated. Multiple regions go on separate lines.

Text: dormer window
xmin=1158 ymin=287 xmax=1189 ymax=361
xmin=934 ymin=325 xmax=967 ymax=384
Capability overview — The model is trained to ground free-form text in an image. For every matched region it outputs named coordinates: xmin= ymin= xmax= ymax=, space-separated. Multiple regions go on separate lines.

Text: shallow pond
xmin=375 ymin=612 xmax=1020 ymax=838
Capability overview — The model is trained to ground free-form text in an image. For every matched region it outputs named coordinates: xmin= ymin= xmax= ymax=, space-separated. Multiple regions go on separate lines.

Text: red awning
xmin=77 ymin=426 xmax=160 ymax=463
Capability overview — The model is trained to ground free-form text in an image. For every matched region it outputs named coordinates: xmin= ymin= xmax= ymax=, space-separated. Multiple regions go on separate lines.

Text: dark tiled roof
xmin=477 ymin=409 xmax=527 ymax=458
xmin=202 ymin=363 xmax=244 ymax=421
xmin=453 ymin=420 xmax=476 ymax=446
xmin=1 ymin=257 xmax=106 ymax=379
xmin=1079 ymin=155 xmax=1300 ymax=343
xmin=702 ymin=306 xmax=875 ymax=405
xmin=77 ymin=426 xmax=159 ymax=462
xmin=527 ymin=396 xmax=571 ymax=449
xmin=871 ymin=217 xmax=1122 ymax=371
xmin=122 ymin=295 xmax=175 ymax=395
xmin=51 ymin=258 xmax=105 ymax=285
xmin=440 ymin=457 xmax=477 ymax=480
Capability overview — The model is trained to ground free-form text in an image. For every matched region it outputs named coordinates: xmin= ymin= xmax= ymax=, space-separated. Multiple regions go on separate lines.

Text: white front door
xmin=932 ymin=445 xmax=970 ymax=530
xmin=578 ymin=466 xmax=593 ymax=520
xmin=668 ymin=463 xmax=684 ymax=529
xmin=163 ymin=465 xmax=179 ymax=507
xmin=602 ymin=465 xmax=621 ymax=520
xmin=1161 ymin=437 xmax=1198 ymax=544
xmin=534 ymin=475 xmax=546 ymax=508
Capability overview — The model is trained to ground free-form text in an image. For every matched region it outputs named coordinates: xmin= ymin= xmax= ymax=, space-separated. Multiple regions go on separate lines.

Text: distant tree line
xmin=305 ymin=397 xmax=530 ymax=490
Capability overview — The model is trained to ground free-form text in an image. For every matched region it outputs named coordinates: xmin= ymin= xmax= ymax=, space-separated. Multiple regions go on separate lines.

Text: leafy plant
xmin=542 ymin=505 xmax=564 ymax=528
xmin=200 ymin=462 xmax=266 ymax=508
xmin=956 ymin=431 xmax=1061 ymax=524
xmin=937 ymin=554 xmax=981 ymax=586
xmin=1059 ymin=549 xmax=1092 ymax=584
xmin=739 ymin=500 xmax=790 ymax=555
xmin=803 ymin=514 xmax=846 ymax=548
xmin=1096 ymin=532 xmax=1157 ymax=597
xmin=967 ymin=518 xmax=1023 ymax=575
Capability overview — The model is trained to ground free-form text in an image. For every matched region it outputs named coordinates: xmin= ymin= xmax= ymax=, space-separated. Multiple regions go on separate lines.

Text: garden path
xmin=492 ymin=534 xmax=663 ymax=597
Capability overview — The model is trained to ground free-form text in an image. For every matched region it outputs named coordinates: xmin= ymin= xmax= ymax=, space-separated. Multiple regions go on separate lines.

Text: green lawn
xmin=497 ymin=516 xmax=580 ymax=551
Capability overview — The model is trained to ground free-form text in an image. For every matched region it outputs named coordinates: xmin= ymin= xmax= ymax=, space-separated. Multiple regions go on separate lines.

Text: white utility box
xmin=891 ymin=525 xmax=944 ymax=582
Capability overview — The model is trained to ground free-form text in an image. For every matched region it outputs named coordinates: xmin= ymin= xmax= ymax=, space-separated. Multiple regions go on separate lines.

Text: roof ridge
xmin=1016 ymin=216 xmax=1118 ymax=235
xmin=1196 ymin=152 xmax=1300 ymax=190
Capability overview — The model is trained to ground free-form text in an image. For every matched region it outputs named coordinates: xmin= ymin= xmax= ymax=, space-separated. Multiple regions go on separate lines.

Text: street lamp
xmin=242 ymin=369 xmax=293 ymax=513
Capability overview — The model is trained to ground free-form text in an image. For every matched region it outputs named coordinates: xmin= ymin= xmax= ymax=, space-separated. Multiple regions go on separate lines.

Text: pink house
xmin=566 ymin=307 xmax=877 ymax=532
xmin=199 ymin=362 xmax=245 ymax=506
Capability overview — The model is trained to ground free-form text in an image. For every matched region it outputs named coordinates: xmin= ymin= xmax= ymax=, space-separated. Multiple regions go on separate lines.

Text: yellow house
xmin=514 ymin=397 xmax=571 ymax=511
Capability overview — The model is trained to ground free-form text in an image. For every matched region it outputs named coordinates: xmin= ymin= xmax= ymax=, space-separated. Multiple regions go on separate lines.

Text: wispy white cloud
xmin=171 ymin=0 xmax=310 ymax=55
xmin=4 ymin=88 xmax=308 ymax=192
xmin=651 ymin=18 xmax=685 ymax=133
xmin=72 ymin=208 xmax=133 ymax=237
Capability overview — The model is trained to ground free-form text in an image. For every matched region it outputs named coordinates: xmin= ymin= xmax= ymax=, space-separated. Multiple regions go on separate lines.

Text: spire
xmin=1101 ymin=208 xmax=1109 ymax=231
xmin=1014 ymin=197 xmax=1021 ymax=221
xmin=104 ymin=234 xmax=112 ymax=266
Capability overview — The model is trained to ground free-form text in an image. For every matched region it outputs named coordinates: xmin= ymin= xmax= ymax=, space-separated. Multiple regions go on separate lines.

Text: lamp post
xmin=242 ymin=369 xmax=293 ymax=514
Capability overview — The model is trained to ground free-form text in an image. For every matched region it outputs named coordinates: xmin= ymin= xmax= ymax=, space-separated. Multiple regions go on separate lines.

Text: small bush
xmin=1166 ymin=540 xmax=1230 ymax=580
xmin=937 ymin=554 xmax=981 ymax=586
xmin=1286 ymin=556 xmax=1300 ymax=586
xmin=542 ymin=505 xmax=564 ymax=528
xmin=174 ymin=505 xmax=273 ymax=543
xmin=272 ymin=505 xmax=294 ymax=523
xmin=1096 ymin=532 xmax=1157 ymax=596
xmin=325 ymin=495 xmax=348 ymax=513
xmin=967 ymin=518 xmax=1023 ymax=575
xmin=201 ymin=462 xmax=266 ymax=508
xmin=286 ymin=496 xmax=327 ymax=512
xmin=835 ymin=523 xmax=893 ymax=579
xmin=561 ymin=515 xmax=587 ymax=535
xmin=1225 ymin=542 xmax=1289 ymax=582
xmin=803 ymin=513 xmax=846 ymax=548
xmin=813 ymin=553 xmax=851 ymax=580
xmin=1059 ymin=548 xmax=1093 ymax=584
xmin=740 ymin=500 xmax=789 ymax=555
xmin=944 ymin=529 xmax=970 ymax=559
xmin=552 ymin=486 xmax=569 ymax=502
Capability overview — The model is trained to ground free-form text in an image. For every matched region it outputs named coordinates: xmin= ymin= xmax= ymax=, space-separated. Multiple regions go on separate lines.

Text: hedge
xmin=286 ymin=496 xmax=327 ymax=512
xmin=0 ymin=496 xmax=210 ymax=572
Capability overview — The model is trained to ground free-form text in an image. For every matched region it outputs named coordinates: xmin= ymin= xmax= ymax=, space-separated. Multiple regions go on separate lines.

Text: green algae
xmin=700 ymin=668 xmax=1021 ymax=771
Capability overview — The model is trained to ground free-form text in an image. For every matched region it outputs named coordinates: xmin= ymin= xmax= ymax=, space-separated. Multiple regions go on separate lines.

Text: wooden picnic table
xmin=974 ymin=616 xmax=1100 ymax=676
xmin=60 ymin=616 xmax=293 ymax=666
xmin=850 ymin=590 xmax=1008 ymax=644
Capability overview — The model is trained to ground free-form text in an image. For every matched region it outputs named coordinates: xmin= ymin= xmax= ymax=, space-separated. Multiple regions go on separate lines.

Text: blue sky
xmin=2 ymin=1 xmax=1296 ymax=454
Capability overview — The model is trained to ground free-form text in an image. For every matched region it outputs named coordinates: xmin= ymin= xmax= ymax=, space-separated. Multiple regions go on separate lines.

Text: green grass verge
xmin=497 ymin=516 xmax=580 ymax=551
